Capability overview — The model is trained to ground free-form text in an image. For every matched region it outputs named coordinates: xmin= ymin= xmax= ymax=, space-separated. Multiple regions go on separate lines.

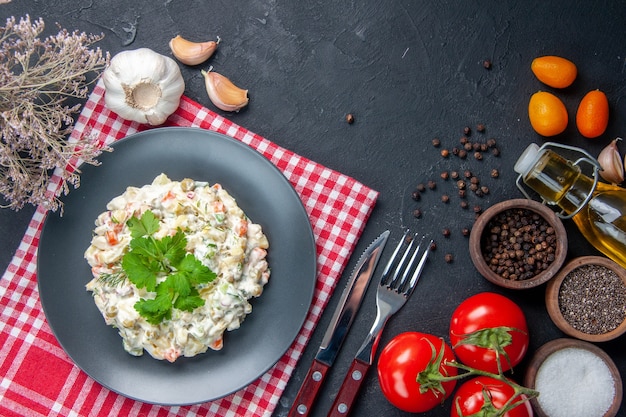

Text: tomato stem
xmin=415 ymin=338 xmax=456 ymax=398
xmin=451 ymin=325 xmax=527 ymax=373
xmin=417 ymin=337 xmax=539 ymax=416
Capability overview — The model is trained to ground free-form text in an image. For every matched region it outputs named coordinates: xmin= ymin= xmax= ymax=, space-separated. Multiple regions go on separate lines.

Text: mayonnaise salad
xmin=84 ymin=174 xmax=270 ymax=362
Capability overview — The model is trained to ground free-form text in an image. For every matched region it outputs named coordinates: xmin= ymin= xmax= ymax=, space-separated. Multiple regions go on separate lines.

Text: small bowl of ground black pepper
xmin=546 ymin=256 xmax=626 ymax=342
xmin=469 ymin=199 xmax=568 ymax=289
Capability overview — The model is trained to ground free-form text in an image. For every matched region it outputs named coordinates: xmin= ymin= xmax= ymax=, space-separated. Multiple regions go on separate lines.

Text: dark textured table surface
xmin=2 ymin=1 xmax=625 ymax=416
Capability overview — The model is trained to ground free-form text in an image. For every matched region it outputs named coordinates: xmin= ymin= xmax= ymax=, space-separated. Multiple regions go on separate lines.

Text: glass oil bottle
xmin=514 ymin=142 xmax=626 ymax=269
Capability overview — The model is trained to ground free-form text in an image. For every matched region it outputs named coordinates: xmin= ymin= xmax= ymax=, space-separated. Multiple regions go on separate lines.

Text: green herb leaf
xmin=134 ymin=291 xmax=173 ymax=325
xmin=97 ymin=271 xmax=127 ymax=287
xmin=122 ymin=251 xmax=161 ymax=292
xmin=178 ymin=253 xmax=217 ymax=285
xmin=174 ymin=292 xmax=205 ymax=312
xmin=129 ymin=236 xmax=162 ymax=259
xmin=122 ymin=209 xmax=217 ymax=324
xmin=127 ymin=210 xmax=160 ymax=238
xmin=157 ymin=230 xmax=187 ymax=267
xmin=162 ymin=273 xmax=193 ymax=298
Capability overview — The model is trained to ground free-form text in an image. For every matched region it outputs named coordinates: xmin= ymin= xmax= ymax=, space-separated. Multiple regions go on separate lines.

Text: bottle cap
xmin=514 ymin=143 xmax=541 ymax=176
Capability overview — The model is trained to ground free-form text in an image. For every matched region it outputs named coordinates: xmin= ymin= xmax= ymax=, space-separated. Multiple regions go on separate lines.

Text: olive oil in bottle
xmin=515 ymin=143 xmax=626 ymax=269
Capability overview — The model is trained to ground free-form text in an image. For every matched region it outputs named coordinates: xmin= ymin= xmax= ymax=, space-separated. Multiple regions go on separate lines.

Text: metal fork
xmin=327 ymin=230 xmax=432 ymax=417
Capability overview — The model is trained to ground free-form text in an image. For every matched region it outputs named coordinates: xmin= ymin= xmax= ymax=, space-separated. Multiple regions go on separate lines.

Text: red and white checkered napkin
xmin=0 ymin=81 xmax=378 ymax=417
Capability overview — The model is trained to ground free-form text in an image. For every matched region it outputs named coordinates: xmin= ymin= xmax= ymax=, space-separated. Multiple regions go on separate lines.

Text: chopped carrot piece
xmin=105 ymin=230 xmax=119 ymax=245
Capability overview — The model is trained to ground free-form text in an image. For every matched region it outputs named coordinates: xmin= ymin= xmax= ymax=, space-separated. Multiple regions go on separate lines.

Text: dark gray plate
xmin=37 ymin=127 xmax=317 ymax=405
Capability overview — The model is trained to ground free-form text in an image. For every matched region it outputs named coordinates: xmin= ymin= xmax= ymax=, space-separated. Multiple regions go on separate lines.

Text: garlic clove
xmin=597 ymin=137 xmax=625 ymax=185
xmin=201 ymin=69 xmax=249 ymax=112
xmin=169 ymin=35 xmax=220 ymax=66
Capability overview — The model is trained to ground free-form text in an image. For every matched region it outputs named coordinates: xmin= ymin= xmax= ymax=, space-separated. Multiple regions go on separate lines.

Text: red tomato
xmin=451 ymin=376 xmax=533 ymax=417
xmin=377 ymin=332 xmax=458 ymax=413
xmin=449 ymin=292 xmax=529 ymax=373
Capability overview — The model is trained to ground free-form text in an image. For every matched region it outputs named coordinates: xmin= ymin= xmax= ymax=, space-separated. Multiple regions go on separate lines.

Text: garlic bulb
xmin=597 ymin=138 xmax=624 ymax=185
xmin=201 ymin=68 xmax=249 ymax=112
xmin=102 ymin=48 xmax=185 ymax=125
xmin=169 ymin=35 xmax=220 ymax=65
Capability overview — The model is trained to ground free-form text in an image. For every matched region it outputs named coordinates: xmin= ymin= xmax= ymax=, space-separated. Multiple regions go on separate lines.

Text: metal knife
xmin=287 ymin=230 xmax=390 ymax=417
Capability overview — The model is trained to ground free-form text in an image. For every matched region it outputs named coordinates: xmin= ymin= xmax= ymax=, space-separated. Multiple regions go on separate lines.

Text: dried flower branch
xmin=0 ymin=15 xmax=110 ymax=212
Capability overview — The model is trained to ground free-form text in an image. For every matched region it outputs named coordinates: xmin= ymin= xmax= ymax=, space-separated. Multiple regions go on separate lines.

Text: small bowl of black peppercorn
xmin=469 ymin=199 xmax=568 ymax=289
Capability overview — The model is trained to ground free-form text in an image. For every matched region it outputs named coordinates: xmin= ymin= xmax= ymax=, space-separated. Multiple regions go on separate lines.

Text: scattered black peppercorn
xmin=483 ymin=60 xmax=492 ymax=69
xmin=411 ymin=125 xmax=503 ymax=258
xmin=442 ymin=228 xmax=451 ymax=237
xmin=445 ymin=253 xmax=454 ymax=263
xmin=429 ymin=241 xmax=437 ymax=251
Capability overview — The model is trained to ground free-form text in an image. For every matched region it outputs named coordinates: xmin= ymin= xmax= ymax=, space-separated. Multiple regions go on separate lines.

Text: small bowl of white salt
xmin=524 ymin=338 xmax=622 ymax=417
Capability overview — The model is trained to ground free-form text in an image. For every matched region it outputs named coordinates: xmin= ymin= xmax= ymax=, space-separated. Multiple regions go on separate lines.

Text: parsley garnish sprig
xmin=121 ymin=210 xmax=216 ymax=324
